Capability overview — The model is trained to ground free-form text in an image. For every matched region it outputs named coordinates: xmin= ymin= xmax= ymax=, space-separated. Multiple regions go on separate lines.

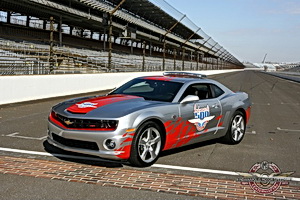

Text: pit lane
xmin=0 ymin=70 xmax=300 ymax=199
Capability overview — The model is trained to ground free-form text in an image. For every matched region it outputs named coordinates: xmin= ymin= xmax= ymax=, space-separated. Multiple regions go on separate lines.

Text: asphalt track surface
xmin=0 ymin=70 xmax=299 ymax=199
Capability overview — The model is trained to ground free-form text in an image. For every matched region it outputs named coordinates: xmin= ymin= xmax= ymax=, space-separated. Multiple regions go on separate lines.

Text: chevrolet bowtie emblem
xmin=64 ymin=120 xmax=74 ymax=125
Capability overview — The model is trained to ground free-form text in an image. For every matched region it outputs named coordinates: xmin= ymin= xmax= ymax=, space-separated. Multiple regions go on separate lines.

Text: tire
xmin=222 ymin=110 xmax=246 ymax=144
xmin=129 ymin=121 xmax=163 ymax=167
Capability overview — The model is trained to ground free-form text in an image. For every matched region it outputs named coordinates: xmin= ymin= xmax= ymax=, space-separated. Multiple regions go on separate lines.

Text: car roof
xmin=138 ymin=72 xmax=217 ymax=84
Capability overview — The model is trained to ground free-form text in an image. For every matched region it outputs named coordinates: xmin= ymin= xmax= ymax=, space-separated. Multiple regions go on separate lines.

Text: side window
xmin=180 ymin=84 xmax=211 ymax=101
xmin=210 ymin=84 xmax=224 ymax=98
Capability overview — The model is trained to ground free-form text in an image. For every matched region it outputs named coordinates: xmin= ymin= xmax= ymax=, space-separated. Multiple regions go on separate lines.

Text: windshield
xmin=110 ymin=78 xmax=183 ymax=102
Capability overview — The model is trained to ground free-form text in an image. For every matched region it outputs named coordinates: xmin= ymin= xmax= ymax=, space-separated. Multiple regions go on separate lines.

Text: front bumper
xmin=47 ymin=121 xmax=134 ymax=160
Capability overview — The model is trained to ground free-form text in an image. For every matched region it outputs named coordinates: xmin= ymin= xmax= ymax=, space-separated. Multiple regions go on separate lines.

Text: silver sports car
xmin=47 ymin=72 xmax=251 ymax=167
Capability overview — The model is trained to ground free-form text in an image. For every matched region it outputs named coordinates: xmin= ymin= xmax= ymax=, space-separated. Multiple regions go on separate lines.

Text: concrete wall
xmin=0 ymin=70 xmax=241 ymax=105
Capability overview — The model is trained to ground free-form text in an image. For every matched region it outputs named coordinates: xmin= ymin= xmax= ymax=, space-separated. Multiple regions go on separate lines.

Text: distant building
xmin=253 ymin=63 xmax=276 ymax=72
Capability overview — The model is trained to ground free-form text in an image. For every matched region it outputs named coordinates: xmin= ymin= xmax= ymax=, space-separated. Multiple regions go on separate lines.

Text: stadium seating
xmin=0 ymin=37 xmax=212 ymax=75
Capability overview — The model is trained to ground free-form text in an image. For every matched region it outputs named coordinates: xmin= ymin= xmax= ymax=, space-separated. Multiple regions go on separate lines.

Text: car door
xmin=178 ymin=83 xmax=222 ymax=143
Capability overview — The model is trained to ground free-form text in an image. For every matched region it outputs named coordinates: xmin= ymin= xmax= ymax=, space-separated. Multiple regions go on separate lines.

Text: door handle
xmin=212 ymin=104 xmax=219 ymax=108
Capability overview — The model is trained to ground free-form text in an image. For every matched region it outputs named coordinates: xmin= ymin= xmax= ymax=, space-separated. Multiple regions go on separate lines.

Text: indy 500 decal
xmin=76 ymin=102 xmax=98 ymax=108
xmin=188 ymin=104 xmax=215 ymax=131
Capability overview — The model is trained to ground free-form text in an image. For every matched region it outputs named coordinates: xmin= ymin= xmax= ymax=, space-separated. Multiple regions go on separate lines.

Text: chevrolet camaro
xmin=47 ymin=72 xmax=251 ymax=167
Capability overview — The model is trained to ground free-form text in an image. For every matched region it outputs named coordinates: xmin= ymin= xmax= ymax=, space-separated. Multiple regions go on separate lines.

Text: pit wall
xmin=0 ymin=70 xmax=242 ymax=105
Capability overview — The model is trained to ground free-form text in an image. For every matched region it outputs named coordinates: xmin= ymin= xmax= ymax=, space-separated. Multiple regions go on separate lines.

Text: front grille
xmin=51 ymin=111 xmax=118 ymax=131
xmin=52 ymin=133 xmax=99 ymax=151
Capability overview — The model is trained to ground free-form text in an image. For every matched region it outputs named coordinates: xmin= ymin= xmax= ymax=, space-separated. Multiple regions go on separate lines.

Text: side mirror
xmin=180 ymin=95 xmax=199 ymax=104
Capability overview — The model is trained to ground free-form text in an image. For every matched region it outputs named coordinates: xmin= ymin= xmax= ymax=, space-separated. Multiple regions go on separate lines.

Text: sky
xmin=164 ymin=0 xmax=300 ymax=63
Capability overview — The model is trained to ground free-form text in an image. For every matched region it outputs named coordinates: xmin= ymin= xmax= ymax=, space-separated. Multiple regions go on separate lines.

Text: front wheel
xmin=129 ymin=121 xmax=163 ymax=167
xmin=222 ymin=111 xmax=245 ymax=144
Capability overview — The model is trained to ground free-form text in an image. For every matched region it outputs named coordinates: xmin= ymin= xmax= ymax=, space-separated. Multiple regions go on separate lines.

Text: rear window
xmin=211 ymin=84 xmax=224 ymax=98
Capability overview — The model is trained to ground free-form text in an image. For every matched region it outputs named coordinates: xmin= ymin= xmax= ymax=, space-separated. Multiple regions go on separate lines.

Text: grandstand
xmin=284 ymin=65 xmax=300 ymax=73
xmin=0 ymin=0 xmax=244 ymax=75
xmin=252 ymin=62 xmax=300 ymax=72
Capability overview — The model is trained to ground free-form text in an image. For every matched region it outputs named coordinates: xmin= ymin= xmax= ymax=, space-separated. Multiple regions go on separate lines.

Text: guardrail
xmin=263 ymin=72 xmax=300 ymax=83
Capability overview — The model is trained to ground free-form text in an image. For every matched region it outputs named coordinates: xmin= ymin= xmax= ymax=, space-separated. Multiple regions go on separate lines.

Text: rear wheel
xmin=223 ymin=111 xmax=245 ymax=144
xmin=129 ymin=121 xmax=162 ymax=167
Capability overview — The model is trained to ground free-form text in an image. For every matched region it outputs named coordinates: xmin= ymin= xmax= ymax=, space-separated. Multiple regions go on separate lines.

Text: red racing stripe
xmin=245 ymin=106 xmax=251 ymax=124
xmin=143 ymin=76 xmax=174 ymax=81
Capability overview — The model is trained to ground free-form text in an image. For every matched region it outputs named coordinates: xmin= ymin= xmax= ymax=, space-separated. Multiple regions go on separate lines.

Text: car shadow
xmin=42 ymin=140 xmax=123 ymax=168
xmin=43 ymin=138 xmax=223 ymax=168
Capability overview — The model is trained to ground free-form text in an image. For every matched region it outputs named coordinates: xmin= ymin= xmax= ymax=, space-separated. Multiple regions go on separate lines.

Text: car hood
xmin=53 ymin=94 xmax=168 ymax=118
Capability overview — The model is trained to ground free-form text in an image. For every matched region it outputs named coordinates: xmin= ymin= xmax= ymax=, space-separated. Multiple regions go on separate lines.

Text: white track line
xmin=277 ymin=127 xmax=300 ymax=132
xmin=152 ymin=164 xmax=238 ymax=176
xmin=0 ymin=147 xmax=299 ymax=182
xmin=5 ymin=132 xmax=47 ymax=140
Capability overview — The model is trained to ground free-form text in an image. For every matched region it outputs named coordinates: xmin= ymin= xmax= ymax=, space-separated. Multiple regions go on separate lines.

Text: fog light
xmin=104 ymin=139 xmax=116 ymax=150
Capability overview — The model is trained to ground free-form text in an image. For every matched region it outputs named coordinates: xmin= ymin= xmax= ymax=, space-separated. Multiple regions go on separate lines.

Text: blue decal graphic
xmin=188 ymin=105 xmax=215 ymax=131
xmin=76 ymin=102 xmax=98 ymax=108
